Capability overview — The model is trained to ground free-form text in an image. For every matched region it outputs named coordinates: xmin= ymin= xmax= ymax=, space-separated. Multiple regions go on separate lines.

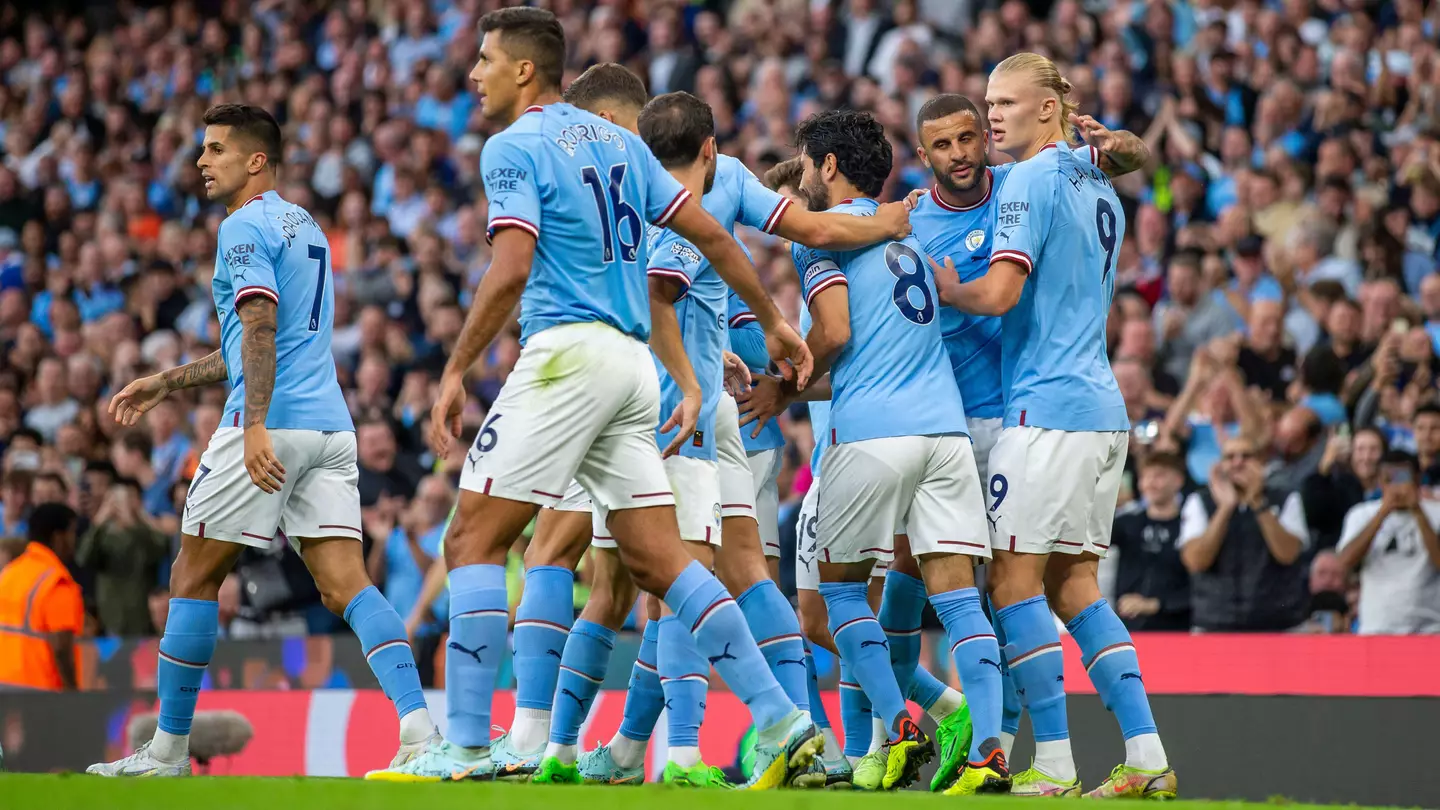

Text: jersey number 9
xmin=1095 ymin=198 xmax=1117 ymax=283
xmin=581 ymin=164 xmax=642 ymax=264
xmin=885 ymin=242 xmax=935 ymax=325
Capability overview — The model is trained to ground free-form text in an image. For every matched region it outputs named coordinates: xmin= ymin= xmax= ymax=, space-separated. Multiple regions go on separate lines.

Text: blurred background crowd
xmin=0 ymin=0 xmax=1438 ymax=659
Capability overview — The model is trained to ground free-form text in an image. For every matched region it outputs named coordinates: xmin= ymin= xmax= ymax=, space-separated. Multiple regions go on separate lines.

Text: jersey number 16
xmin=581 ymin=164 xmax=642 ymax=264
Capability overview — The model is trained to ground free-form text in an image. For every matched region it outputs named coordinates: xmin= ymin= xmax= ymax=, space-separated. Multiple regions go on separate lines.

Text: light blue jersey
xmin=704 ymin=154 xmax=793 ymax=239
xmin=799 ymin=302 xmax=832 ymax=477
xmin=212 ymin=191 xmax=351 ymax=432
xmin=645 ymin=154 xmax=791 ymax=458
xmin=480 ymin=103 xmax=691 ymax=344
xmin=727 ymin=289 xmax=784 ymax=454
xmin=796 ymin=197 xmax=967 ymax=445
xmin=913 ymin=146 xmax=1102 ymax=422
xmin=990 ymin=142 xmax=1128 ymax=432
xmin=648 ymin=226 xmax=726 ymax=461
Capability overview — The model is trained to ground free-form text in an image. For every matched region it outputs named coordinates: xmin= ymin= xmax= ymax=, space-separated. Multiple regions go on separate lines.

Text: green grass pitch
xmin=0 ymin=773 xmax=1391 ymax=810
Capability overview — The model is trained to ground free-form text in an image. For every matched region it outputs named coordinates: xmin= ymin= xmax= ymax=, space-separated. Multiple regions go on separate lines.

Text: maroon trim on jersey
xmin=929 ymin=169 xmax=994 ymax=212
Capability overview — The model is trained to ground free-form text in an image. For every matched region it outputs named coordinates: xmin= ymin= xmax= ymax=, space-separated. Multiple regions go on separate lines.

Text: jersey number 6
xmin=581 ymin=164 xmax=642 ymax=264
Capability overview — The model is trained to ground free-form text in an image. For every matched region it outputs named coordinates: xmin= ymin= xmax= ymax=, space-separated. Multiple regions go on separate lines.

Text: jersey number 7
xmin=581 ymin=164 xmax=642 ymax=264
xmin=307 ymin=244 xmax=328 ymax=332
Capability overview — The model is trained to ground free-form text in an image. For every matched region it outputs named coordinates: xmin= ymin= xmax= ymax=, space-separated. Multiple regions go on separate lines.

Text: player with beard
xmin=907 ymin=93 xmax=1148 ymax=776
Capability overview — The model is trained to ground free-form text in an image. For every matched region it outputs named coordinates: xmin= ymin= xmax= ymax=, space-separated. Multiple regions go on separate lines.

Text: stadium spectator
xmin=1109 ymin=452 xmax=1192 ymax=631
xmin=0 ymin=503 xmax=84 ymax=690
xmin=1302 ymin=426 xmax=1387 ymax=551
xmin=1336 ymin=450 xmax=1440 ymax=635
xmin=74 ymin=478 xmax=170 ymax=636
xmin=1180 ymin=435 xmax=1311 ymax=632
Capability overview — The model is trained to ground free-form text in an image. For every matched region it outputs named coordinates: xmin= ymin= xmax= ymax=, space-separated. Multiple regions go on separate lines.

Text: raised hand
xmin=108 ymin=374 xmax=170 ymax=427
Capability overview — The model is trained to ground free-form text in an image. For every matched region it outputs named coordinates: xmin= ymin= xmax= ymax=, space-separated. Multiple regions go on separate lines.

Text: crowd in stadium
xmin=0 ymin=0 xmax=1437 ymax=648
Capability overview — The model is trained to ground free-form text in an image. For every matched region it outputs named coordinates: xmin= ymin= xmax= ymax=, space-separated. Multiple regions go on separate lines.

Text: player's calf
xmin=299 ymin=536 xmax=437 ymax=754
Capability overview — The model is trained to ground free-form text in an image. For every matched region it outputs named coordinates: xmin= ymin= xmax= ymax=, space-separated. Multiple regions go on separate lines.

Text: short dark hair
xmin=915 ymin=93 xmax=983 ymax=136
xmin=28 ymin=502 xmax=77 ymax=548
xmin=794 ymin=110 xmax=892 ymax=198
xmin=1416 ymin=403 xmax=1440 ymax=422
xmin=202 ymin=104 xmax=283 ymax=168
xmin=1144 ymin=451 xmax=1186 ymax=476
xmin=564 ymin=63 xmax=648 ymax=113
xmin=1382 ymin=449 xmax=1420 ymax=474
xmin=764 ymin=157 xmax=804 ymax=192
xmin=639 ymin=92 xmax=715 ymax=169
xmin=480 ymin=7 xmax=565 ymax=90
xmin=34 ymin=471 xmax=68 ymax=494
xmin=117 ymin=431 xmax=153 ymax=457
xmin=1300 ymin=346 xmax=1345 ymax=395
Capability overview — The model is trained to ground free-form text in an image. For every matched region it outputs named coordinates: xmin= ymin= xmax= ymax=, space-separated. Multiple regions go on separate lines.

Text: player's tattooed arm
xmin=161 ymin=350 xmax=227 ymax=392
xmin=236 ymin=296 xmax=278 ymax=428
xmin=1070 ymin=114 xmax=1151 ymax=177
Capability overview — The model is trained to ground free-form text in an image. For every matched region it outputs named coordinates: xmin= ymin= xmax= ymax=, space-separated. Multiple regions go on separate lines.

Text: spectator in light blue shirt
xmin=378 ymin=475 xmax=453 ymax=631
xmin=414 ymin=66 xmax=472 ymax=144
xmin=1216 ymin=235 xmax=1284 ymax=332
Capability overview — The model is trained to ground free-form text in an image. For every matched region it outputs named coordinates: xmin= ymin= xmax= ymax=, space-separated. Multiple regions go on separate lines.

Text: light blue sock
xmin=737 ymin=580 xmax=808 ymax=712
xmin=878 ymin=571 xmax=926 ymax=700
xmin=838 ymin=660 xmax=873 ymax=758
xmin=804 ymin=646 xmax=831 ymax=728
xmin=344 ymin=586 xmax=426 ymax=722
xmin=446 ymin=564 xmax=508 ymax=748
xmin=990 ymin=596 xmax=1022 ymax=737
xmin=550 ymin=619 xmax=614 ymax=745
xmin=1067 ymin=599 xmax=1157 ymax=740
xmin=513 ymin=566 xmax=575 ymax=712
xmin=657 ymin=615 xmax=708 ymax=749
xmin=908 ymin=664 xmax=947 ymax=710
xmin=996 ymin=595 xmax=1068 ymax=744
xmin=932 ymin=587 xmax=1003 ymax=761
xmin=664 ymin=561 xmax=793 ymax=731
xmin=819 ymin=581 xmax=907 ymax=734
xmin=157 ymin=598 xmax=218 ymax=736
xmin=618 ymin=619 xmax=663 ymax=742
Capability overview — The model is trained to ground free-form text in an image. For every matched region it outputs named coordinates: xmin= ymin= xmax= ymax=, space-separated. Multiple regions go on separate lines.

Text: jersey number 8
xmin=581 ymin=164 xmax=642 ymax=264
xmin=885 ymin=242 xmax=935 ymax=325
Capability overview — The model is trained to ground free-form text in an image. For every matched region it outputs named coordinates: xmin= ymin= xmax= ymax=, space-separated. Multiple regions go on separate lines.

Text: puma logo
xmin=986 ymin=514 xmax=999 ymax=530
xmin=700 ymin=701 xmax=706 ymax=710
xmin=561 ymin=688 xmax=589 ymax=712
xmin=467 ymin=450 xmax=481 ymax=472
xmin=664 ymin=698 xmax=674 ymax=711
xmin=1120 ymin=672 xmax=1143 ymax=682
xmin=978 ymin=657 xmax=1002 ymax=672
xmin=546 ymin=649 xmax=562 ymax=660
xmin=1015 ymin=687 xmax=1026 ymax=698
xmin=796 ymin=555 xmax=813 ymax=571
xmin=861 ymin=639 xmax=889 ymax=650
xmin=708 ymin=643 xmax=738 ymax=665
xmin=448 ymin=641 xmax=487 ymax=665
xmin=777 ymin=658 xmax=805 ymax=668
xmin=999 ymin=230 xmax=1012 ymax=242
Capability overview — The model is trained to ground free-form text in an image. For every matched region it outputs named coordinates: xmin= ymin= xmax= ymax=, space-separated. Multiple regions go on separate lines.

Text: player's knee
xmin=169 ymin=543 xmax=232 ymax=601
xmin=798 ymin=599 xmax=828 ymax=641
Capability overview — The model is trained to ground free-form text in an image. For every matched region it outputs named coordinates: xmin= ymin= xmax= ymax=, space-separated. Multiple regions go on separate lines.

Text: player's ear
xmin=915 ymin=145 xmax=930 ymax=169
xmin=822 ymin=153 xmax=838 ymax=182
xmin=247 ymin=151 xmax=269 ymax=176
xmin=595 ymin=110 xmax=616 ymax=123
xmin=702 ymin=136 xmax=717 ymax=161
xmin=515 ymin=55 xmax=535 ymax=87
xmin=1038 ymin=94 xmax=1056 ymax=125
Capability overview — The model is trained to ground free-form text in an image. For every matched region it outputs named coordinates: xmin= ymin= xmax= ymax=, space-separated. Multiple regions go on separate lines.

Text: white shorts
xmin=748 ymin=448 xmax=783 ymax=556
xmin=716 ymin=394 xmax=755 ymax=520
xmin=967 ymin=416 xmax=1003 ymax=487
xmin=182 ymin=427 xmax=362 ymax=550
xmin=553 ymin=480 xmax=592 ymax=513
xmin=986 ymin=426 xmax=1128 ymax=556
xmin=593 ymin=455 xmax=721 ymax=548
xmin=458 ymin=323 xmax=673 ymax=513
xmin=794 ymin=477 xmax=887 ymax=592
xmin=817 ymin=435 xmax=990 ymax=564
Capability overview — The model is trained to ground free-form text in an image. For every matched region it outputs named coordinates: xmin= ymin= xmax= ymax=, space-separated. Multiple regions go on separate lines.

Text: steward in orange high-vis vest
xmin=0 ymin=503 xmax=84 ymax=690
